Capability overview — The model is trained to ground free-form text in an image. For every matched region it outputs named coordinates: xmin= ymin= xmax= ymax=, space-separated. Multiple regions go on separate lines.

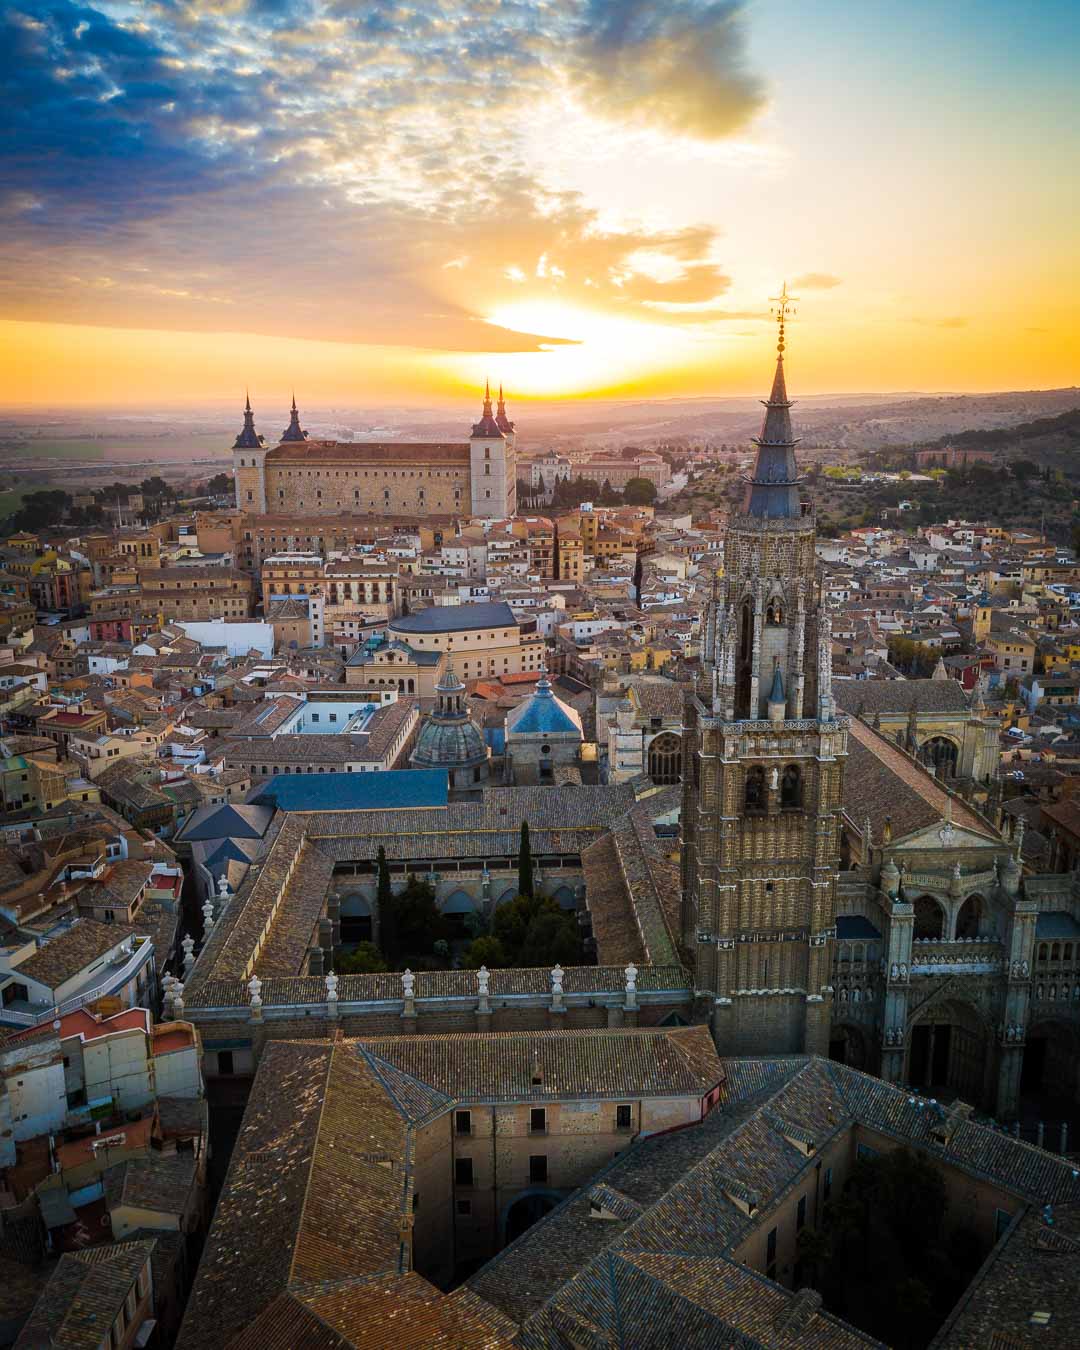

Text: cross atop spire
xmin=770 ymin=281 xmax=798 ymax=358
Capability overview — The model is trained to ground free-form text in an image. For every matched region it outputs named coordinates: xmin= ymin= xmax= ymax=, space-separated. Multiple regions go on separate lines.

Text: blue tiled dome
xmin=506 ymin=672 xmax=582 ymax=739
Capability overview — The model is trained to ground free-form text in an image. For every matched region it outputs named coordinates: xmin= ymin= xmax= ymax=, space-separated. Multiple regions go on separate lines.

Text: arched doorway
xmin=504 ymin=1188 xmax=562 ymax=1244
xmin=912 ymin=895 xmax=945 ymax=940
xmin=955 ymin=894 xmax=983 ymax=939
xmin=339 ymin=892 xmax=373 ymax=945
xmin=829 ymin=1022 xmax=868 ymax=1069
xmin=647 ymin=732 xmax=682 ymax=785
xmin=920 ymin=736 xmax=959 ymax=779
xmin=907 ymin=999 xmax=990 ymax=1105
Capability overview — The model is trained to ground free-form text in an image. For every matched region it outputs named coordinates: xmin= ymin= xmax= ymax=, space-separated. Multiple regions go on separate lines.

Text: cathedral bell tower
xmin=681 ymin=287 xmax=847 ymax=1056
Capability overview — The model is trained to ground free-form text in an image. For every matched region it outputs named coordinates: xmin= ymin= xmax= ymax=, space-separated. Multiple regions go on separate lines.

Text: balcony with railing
xmin=909 ymin=937 xmax=1004 ymax=975
xmin=0 ymin=937 xmax=155 ymax=1028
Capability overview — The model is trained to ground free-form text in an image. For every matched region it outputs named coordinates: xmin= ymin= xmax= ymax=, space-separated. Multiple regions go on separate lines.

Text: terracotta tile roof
xmin=629 ymin=680 xmax=690 ymax=718
xmin=581 ymin=808 xmax=681 ymax=968
xmin=16 ymin=1239 xmax=153 ymax=1350
xmin=266 ymin=441 xmax=471 ymax=464
xmin=103 ymin=1150 xmax=199 ymax=1216
xmin=834 ymin=677 xmax=970 ymax=716
xmin=228 ymin=1277 xmax=516 ymax=1350
xmin=935 ymin=1204 xmax=1080 ymax=1348
xmin=180 ymin=1028 xmax=726 ymax=1350
xmin=15 ymin=918 xmax=136 ymax=991
xmin=844 ymin=716 xmax=996 ymax=843
xmin=252 ymin=843 xmax=335 ymax=978
xmin=359 ymin=1026 xmax=721 ymax=1110
xmin=175 ymin=1041 xmax=339 ymax=1350
xmin=472 ymin=1056 xmax=1080 ymax=1345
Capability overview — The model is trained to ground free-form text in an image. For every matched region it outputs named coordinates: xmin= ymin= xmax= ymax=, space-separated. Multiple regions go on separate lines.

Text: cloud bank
xmin=0 ymin=0 xmax=766 ymax=350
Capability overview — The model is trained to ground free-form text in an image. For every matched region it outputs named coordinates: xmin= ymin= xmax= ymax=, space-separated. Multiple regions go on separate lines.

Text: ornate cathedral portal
xmin=681 ymin=289 xmax=847 ymax=1056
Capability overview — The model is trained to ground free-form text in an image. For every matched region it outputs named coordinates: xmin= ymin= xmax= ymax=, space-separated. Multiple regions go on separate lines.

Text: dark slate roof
xmin=391 ymin=601 xmax=517 ymax=634
xmin=179 ymin=802 xmax=274 ymax=842
xmin=251 ymin=769 xmax=449 ymax=813
xmin=1035 ymin=911 xmax=1080 ymax=940
xmin=834 ymin=677 xmax=970 ymax=716
xmin=743 ymin=354 xmax=803 ymax=520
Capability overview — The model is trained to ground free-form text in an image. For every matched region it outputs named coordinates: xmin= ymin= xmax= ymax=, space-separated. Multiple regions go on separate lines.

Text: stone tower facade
xmin=681 ymin=298 xmax=847 ymax=1056
xmin=470 ymin=380 xmax=516 ymax=518
xmin=231 ymin=394 xmax=269 ymax=513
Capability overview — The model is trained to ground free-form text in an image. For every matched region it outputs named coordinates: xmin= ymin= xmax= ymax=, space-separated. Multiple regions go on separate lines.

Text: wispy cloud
xmin=792 ymin=272 xmax=842 ymax=290
xmin=0 ymin=0 xmax=764 ymax=350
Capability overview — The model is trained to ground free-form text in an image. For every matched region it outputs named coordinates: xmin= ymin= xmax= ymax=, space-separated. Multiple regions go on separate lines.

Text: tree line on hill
xmin=3 ymin=476 xmax=195 ymax=533
xmin=517 ymin=473 xmax=657 ymax=510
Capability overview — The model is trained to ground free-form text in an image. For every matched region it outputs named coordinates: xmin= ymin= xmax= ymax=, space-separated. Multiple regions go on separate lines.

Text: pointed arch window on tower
xmin=766 ymin=601 xmax=784 ymax=626
xmin=745 ymin=766 xmax=766 ymax=814
xmin=780 ymin=764 xmax=802 ymax=810
xmin=739 ymin=600 xmax=753 ymax=662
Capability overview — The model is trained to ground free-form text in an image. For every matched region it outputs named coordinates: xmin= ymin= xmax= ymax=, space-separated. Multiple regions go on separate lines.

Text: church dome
xmin=411 ymin=667 xmax=489 ymax=776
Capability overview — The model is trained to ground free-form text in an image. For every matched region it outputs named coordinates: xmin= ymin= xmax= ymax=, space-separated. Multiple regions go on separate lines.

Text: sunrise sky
xmin=3 ymin=0 xmax=1078 ymax=408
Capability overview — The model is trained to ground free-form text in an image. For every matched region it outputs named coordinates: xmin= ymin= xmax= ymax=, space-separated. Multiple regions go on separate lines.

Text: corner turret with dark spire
xmin=744 ymin=283 xmax=803 ymax=519
xmin=280 ymin=392 xmax=308 ymax=443
xmin=232 ymin=393 xmax=264 ymax=450
xmin=471 ymin=379 xmax=505 ymax=440
xmin=495 ymin=383 xmax=515 ymax=436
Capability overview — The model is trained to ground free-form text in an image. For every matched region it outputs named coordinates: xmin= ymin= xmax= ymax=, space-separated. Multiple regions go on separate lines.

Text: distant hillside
xmin=920 ymin=405 xmax=1080 ymax=451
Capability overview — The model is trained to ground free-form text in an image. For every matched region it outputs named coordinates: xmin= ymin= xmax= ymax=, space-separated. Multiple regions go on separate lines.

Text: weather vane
xmin=769 ymin=282 xmax=798 ymax=355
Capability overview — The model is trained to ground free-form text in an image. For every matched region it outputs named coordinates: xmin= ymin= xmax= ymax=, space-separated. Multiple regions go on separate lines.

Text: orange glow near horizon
xmin=2 ymin=3 xmax=1078 ymax=412
xmin=1 ymin=308 xmax=1075 ymax=412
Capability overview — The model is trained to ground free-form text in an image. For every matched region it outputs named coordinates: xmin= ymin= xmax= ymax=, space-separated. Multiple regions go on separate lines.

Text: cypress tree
xmin=376 ymin=845 xmax=396 ymax=961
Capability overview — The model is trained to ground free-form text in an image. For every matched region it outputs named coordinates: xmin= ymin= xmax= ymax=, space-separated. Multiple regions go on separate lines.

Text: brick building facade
xmin=232 ymin=386 xmax=517 ymax=521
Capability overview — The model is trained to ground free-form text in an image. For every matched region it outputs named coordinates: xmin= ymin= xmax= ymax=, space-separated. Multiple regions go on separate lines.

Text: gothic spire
xmin=280 ymin=391 xmax=308 ymax=443
xmin=233 ymin=391 xmax=264 ymax=450
xmin=495 ymin=381 xmax=515 ymax=434
xmin=744 ymin=283 xmax=803 ymax=519
xmin=471 ymin=379 xmax=504 ymax=439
